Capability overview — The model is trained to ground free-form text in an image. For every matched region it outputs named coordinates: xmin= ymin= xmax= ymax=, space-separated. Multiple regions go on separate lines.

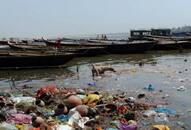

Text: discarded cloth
xmin=152 ymin=125 xmax=170 ymax=130
xmin=7 ymin=113 xmax=32 ymax=124
xmin=83 ymin=94 xmax=100 ymax=107
xmin=36 ymin=85 xmax=59 ymax=98
xmin=119 ymin=124 xmax=138 ymax=130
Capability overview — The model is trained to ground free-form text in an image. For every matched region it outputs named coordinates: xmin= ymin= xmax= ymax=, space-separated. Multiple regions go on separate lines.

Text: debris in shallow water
xmin=177 ymin=86 xmax=186 ymax=91
xmin=87 ymin=82 xmax=96 ymax=87
xmin=137 ymin=93 xmax=145 ymax=99
xmin=178 ymin=78 xmax=188 ymax=82
xmin=144 ymin=84 xmax=155 ymax=91
xmin=155 ymin=108 xmax=176 ymax=115
xmin=162 ymin=94 xmax=170 ymax=99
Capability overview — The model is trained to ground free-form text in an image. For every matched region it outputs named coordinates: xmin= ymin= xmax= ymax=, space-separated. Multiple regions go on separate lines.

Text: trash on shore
xmin=0 ymin=83 xmax=186 ymax=130
xmin=152 ymin=125 xmax=170 ymax=130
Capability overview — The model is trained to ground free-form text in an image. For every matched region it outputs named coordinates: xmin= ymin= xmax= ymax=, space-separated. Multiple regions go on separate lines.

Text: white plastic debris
xmin=68 ymin=108 xmax=89 ymax=129
xmin=57 ymin=125 xmax=74 ymax=130
xmin=10 ymin=97 xmax=36 ymax=105
xmin=177 ymin=86 xmax=186 ymax=91
xmin=154 ymin=113 xmax=169 ymax=122
xmin=143 ymin=110 xmax=157 ymax=117
xmin=0 ymin=122 xmax=17 ymax=130
xmin=127 ymin=97 xmax=136 ymax=102
xmin=178 ymin=78 xmax=186 ymax=82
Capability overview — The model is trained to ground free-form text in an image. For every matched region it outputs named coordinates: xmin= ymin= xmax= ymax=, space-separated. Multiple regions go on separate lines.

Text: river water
xmin=0 ymin=50 xmax=191 ymax=128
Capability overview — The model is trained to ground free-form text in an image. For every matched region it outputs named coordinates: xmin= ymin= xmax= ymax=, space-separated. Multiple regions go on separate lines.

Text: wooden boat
xmin=45 ymin=39 xmax=128 ymax=46
xmin=44 ymin=39 xmax=79 ymax=47
xmin=7 ymin=42 xmax=53 ymax=51
xmin=0 ymin=51 xmax=74 ymax=69
xmin=64 ymin=46 xmax=109 ymax=56
xmin=0 ymin=40 xmax=8 ymax=45
xmin=129 ymin=29 xmax=191 ymax=50
xmin=82 ymin=40 xmax=157 ymax=53
xmin=0 ymin=45 xmax=10 ymax=50
xmin=152 ymin=40 xmax=191 ymax=50
xmin=104 ymin=40 xmax=156 ymax=54
xmin=44 ymin=39 xmax=118 ymax=47
xmin=45 ymin=39 xmax=156 ymax=55
xmin=144 ymin=35 xmax=191 ymax=50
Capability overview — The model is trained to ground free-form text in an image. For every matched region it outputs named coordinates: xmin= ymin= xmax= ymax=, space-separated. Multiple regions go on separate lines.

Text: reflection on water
xmin=0 ymin=68 xmax=74 ymax=81
xmin=0 ymin=68 xmax=74 ymax=89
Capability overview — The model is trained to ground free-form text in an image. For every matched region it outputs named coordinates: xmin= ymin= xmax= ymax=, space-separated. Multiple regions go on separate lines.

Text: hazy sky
xmin=0 ymin=0 xmax=191 ymax=38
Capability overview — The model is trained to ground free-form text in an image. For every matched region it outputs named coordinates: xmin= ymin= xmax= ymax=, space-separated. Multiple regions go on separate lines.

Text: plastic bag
xmin=0 ymin=122 xmax=17 ymax=130
xmin=154 ymin=113 xmax=169 ymax=122
xmin=87 ymin=82 xmax=96 ymax=87
xmin=68 ymin=108 xmax=89 ymax=129
xmin=143 ymin=110 xmax=157 ymax=117
xmin=57 ymin=125 xmax=74 ymax=130
xmin=155 ymin=108 xmax=176 ymax=115
xmin=10 ymin=97 xmax=36 ymax=105
xmin=57 ymin=115 xmax=70 ymax=122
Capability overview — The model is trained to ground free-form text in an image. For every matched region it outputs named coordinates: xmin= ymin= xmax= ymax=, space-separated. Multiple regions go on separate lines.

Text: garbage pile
xmin=0 ymin=84 xmax=186 ymax=130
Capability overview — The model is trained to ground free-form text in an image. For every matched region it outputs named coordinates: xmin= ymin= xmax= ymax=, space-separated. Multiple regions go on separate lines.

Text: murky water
xmin=0 ymin=50 xmax=191 ymax=128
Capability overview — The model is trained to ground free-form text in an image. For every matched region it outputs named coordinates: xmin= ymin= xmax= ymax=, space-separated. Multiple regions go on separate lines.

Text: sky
xmin=0 ymin=0 xmax=191 ymax=38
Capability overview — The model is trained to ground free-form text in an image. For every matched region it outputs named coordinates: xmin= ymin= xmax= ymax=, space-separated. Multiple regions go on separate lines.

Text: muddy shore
xmin=0 ymin=50 xmax=191 ymax=129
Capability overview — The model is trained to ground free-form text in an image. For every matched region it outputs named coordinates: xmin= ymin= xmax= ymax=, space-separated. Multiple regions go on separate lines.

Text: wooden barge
xmin=0 ymin=40 xmax=8 ymax=45
xmin=45 ymin=39 xmax=156 ymax=55
xmin=7 ymin=42 xmax=53 ymax=51
xmin=0 ymin=51 xmax=74 ymax=69
xmin=130 ymin=29 xmax=191 ymax=50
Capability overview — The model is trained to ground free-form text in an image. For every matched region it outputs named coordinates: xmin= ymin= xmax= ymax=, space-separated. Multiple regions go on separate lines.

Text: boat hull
xmin=66 ymin=42 xmax=155 ymax=56
xmin=45 ymin=40 xmax=156 ymax=56
xmin=8 ymin=43 xmax=50 ymax=51
xmin=152 ymin=41 xmax=191 ymax=50
xmin=0 ymin=54 xmax=74 ymax=69
xmin=105 ymin=41 xmax=155 ymax=54
xmin=0 ymin=41 xmax=8 ymax=45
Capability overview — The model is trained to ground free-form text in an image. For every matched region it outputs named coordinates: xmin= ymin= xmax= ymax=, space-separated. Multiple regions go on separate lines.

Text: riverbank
xmin=0 ymin=50 xmax=191 ymax=129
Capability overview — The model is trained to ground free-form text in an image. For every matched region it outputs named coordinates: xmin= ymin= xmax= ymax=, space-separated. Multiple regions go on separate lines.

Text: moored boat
xmin=45 ymin=39 xmax=156 ymax=55
xmin=7 ymin=42 xmax=53 ymax=51
xmin=0 ymin=40 xmax=8 ymax=45
xmin=0 ymin=51 xmax=74 ymax=69
xmin=105 ymin=40 xmax=156 ymax=54
xmin=152 ymin=40 xmax=191 ymax=50
xmin=82 ymin=39 xmax=157 ymax=54
xmin=130 ymin=29 xmax=191 ymax=50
